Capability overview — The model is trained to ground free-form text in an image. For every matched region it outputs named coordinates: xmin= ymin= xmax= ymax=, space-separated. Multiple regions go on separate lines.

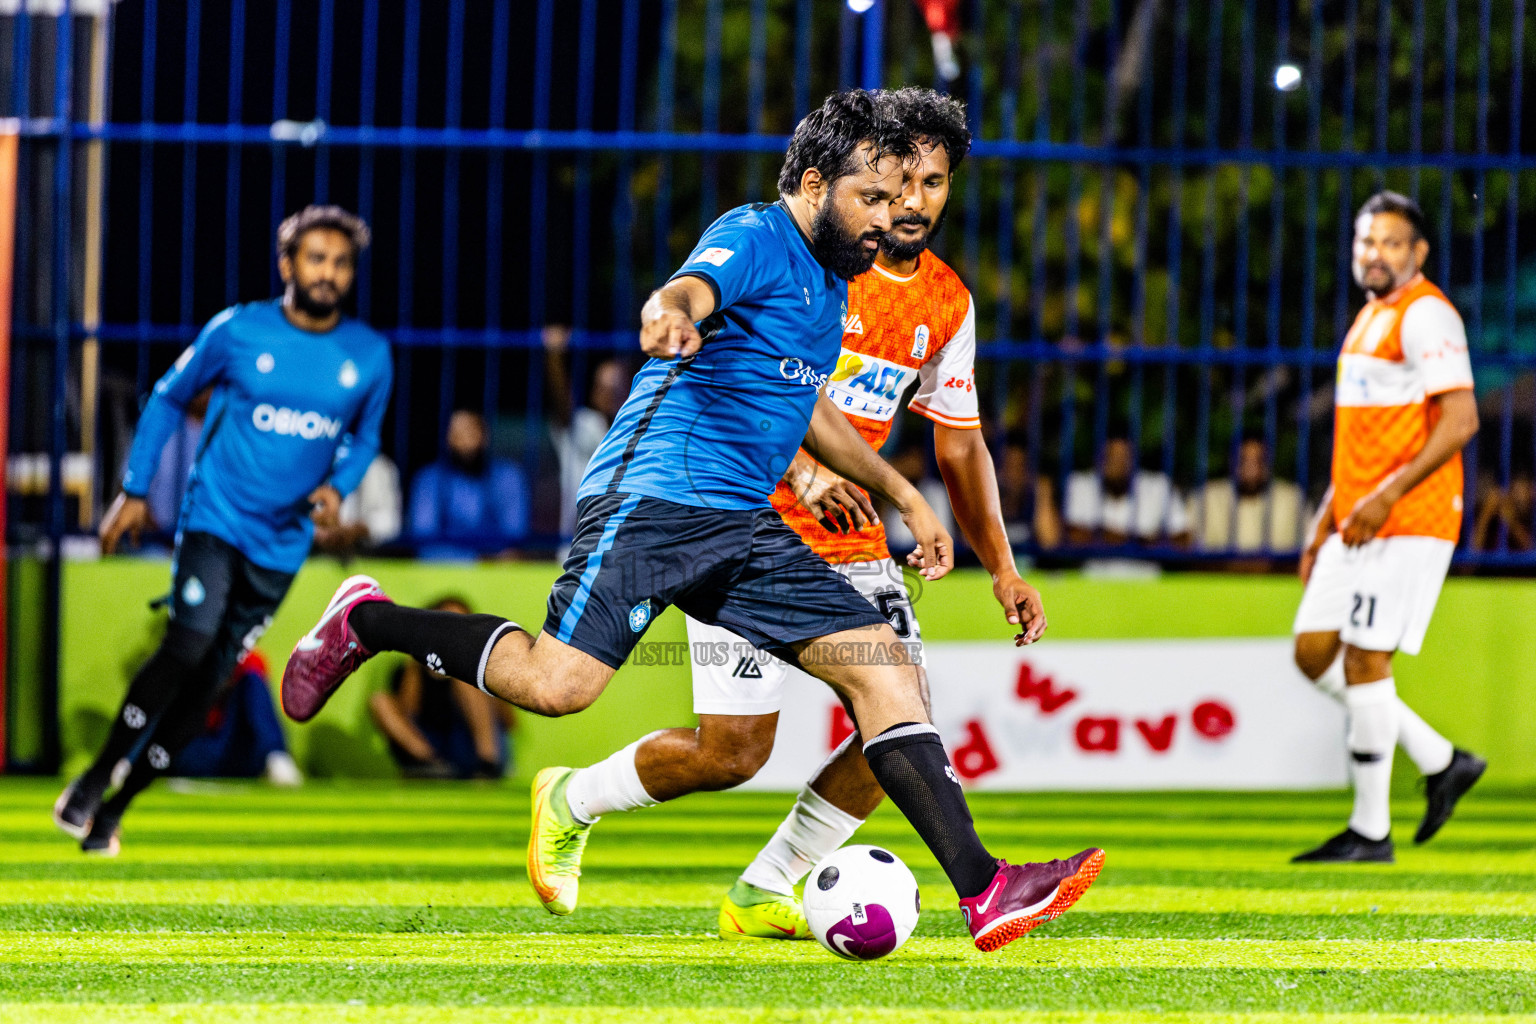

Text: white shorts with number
xmin=1292 ymin=533 xmax=1455 ymax=656
xmin=687 ymin=557 xmax=923 ymax=716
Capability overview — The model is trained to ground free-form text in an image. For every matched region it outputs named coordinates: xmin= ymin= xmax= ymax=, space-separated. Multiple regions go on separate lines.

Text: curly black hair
xmin=276 ymin=204 xmax=372 ymax=261
xmin=777 ymin=89 xmax=915 ymax=196
xmin=878 ymin=87 xmax=972 ymax=172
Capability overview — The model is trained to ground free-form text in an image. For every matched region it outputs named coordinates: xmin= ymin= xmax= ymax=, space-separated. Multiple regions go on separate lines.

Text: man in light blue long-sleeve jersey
xmin=53 ymin=205 xmax=393 ymax=855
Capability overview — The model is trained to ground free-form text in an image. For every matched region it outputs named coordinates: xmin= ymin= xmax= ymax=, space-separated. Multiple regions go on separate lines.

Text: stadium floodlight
xmin=1273 ymin=63 xmax=1303 ymax=92
xmin=846 ymin=0 xmax=876 ymax=12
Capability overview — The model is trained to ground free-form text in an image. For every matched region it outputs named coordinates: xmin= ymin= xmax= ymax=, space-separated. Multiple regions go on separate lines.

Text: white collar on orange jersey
xmin=868 ymin=258 xmax=922 ymax=284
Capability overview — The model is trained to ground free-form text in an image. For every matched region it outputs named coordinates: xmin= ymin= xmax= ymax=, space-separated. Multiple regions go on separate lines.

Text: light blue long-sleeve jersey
xmin=121 ymin=299 xmax=393 ymax=572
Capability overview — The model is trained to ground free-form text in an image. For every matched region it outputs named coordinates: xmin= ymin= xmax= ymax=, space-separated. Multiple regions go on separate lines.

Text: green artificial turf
xmin=1 ymin=780 xmax=1532 ymax=1022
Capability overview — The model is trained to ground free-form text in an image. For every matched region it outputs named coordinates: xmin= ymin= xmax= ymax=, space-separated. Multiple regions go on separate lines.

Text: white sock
xmin=564 ymin=738 xmax=659 ymax=825
xmin=1395 ymin=699 xmax=1455 ymax=776
xmin=1344 ymin=678 xmax=1399 ymax=841
xmin=1311 ymin=654 xmax=1453 ymax=776
xmin=739 ymin=785 xmax=864 ymax=897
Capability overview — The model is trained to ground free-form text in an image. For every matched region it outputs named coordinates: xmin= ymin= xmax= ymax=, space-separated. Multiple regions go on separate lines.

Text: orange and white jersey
xmin=770 ymin=252 xmax=980 ymax=563
xmin=1332 ymin=274 xmax=1473 ymax=542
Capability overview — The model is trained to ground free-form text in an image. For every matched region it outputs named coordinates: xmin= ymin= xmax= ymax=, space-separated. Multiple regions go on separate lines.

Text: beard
xmin=810 ymin=199 xmax=883 ymax=281
xmin=290 ymin=280 xmax=344 ymax=318
xmin=880 ymin=205 xmax=948 ymax=263
xmin=1355 ymin=261 xmax=1397 ymax=296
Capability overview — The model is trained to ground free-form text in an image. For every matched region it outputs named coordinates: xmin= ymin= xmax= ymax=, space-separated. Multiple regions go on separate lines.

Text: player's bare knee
xmin=521 ymin=677 xmax=601 ymax=718
xmin=695 ymin=716 xmax=776 ymax=787
xmin=700 ymin=749 xmax=767 ymax=789
xmin=1342 ymin=645 xmax=1393 ymax=685
xmin=694 ymin=738 xmax=769 ymax=789
xmin=848 ymin=662 xmax=923 ymax=702
xmin=1293 ymin=632 xmax=1339 ymax=680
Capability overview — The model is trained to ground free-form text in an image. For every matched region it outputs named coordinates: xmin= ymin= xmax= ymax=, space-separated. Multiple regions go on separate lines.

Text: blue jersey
xmin=579 ymin=202 xmax=847 ymax=509
xmin=122 ymin=299 xmax=393 ymax=573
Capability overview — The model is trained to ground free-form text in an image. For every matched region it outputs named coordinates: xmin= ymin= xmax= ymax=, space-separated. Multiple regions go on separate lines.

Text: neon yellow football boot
xmin=527 ymin=766 xmax=593 ymax=915
xmin=718 ymin=880 xmax=812 ymax=940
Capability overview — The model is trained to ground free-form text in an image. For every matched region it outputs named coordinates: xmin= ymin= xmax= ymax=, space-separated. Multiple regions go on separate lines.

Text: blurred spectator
xmin=1472 ymin=472 xmax=1534 ymax=553
xmin=1192 ymin=438 xmax=1304 ymax=552
xmin=368 ymin=597 xmax=514 ymax=779
xmin=316 ymin=453 xmax=402 ymax=555
xmin=408 ymin=409 xmax=530 ymax=559
xmin=543 ymin=325 xmax=631 ymax=539
xmin=145 ymin=387 xmax=212 ymax=533
xmin=996 ymin=433 xmax=1062 ymax=550
xmin=1065 ymin=436 xmax=1190 ymax=546
xmin=882 ymin=441 xmax=958 ymax=551
xmin=171 ymin=649 xmax=302 ymax=786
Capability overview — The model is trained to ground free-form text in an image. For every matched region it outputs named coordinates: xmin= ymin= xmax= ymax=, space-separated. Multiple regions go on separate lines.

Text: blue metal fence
xmin=4 ymin=0 xmax=1535 ymax=565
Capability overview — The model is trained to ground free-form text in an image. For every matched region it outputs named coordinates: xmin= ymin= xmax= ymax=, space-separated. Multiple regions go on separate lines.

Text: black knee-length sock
xmin=90 ymin=681 xmax=224 ymax=832
xmin=78 ymin=625 xmax=213 ymax=802
xmin=351 ymin=604 xmax=522 ymax=690
xmin=863 ymin=723 xmax=998 ymax=899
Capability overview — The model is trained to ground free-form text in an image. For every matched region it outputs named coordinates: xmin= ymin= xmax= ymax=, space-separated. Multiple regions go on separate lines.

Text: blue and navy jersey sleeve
xmin=328 ymin=340 xmax=393 ymax=498
xmin=121 ymin=307 xmax=237 ymax=497
xmin=667 ymin=207 xmax=780 ymax=314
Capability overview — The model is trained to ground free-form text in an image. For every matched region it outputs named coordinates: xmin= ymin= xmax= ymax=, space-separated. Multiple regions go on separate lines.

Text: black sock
xmin=351 ymin=604 xmax=521 ymax=690
xmin=91 ymin=757 xmax=157 ymax=831
xmin=93 ymin=677 xmax=230 ymax=829
xmin=863 ymin=722 xmax=998 ymax=899
xmin=78 ymin=625 xmax=213 ymax=800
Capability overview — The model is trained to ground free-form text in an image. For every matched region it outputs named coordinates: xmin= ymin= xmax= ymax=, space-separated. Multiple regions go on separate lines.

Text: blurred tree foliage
xmin=616 ymin=0 xmax=1535 ymax=481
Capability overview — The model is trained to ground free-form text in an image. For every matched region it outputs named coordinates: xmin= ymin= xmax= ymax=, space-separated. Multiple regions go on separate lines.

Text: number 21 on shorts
xmin=1350 ymin=592 xmax=1377 ymax=628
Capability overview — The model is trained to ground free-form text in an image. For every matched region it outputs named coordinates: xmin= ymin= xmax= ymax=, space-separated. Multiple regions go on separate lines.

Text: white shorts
xmin=687 ymin=557 xmax=923 ymax=716
xmin=1292 ymin=533 xmax=1455 ymax=656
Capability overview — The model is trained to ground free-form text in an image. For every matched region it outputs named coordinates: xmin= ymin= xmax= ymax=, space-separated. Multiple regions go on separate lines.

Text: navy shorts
xmin=168 ymin=530 xmax=295 ymax=677
xmin=544 ymin=492 xmax=887 ymax=669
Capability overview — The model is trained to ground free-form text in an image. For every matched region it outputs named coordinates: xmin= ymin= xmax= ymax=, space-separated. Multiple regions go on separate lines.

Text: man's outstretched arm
xmin=800 ymin=393 xmax=953 ymax=580
xmin=933 ymin=424 xmax=1046 ymax=645
xmin=638 ymin=276 xmax=717 ymax=359
xmin=106 ymin=310 xmax=236 ymax=553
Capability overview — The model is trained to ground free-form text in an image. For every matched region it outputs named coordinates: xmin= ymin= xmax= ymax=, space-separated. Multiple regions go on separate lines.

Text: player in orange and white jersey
xmin=538 ymin=91 xmax=1071 ymax=941
xmin=1291 ymin=192 xmax=1485 ymax=864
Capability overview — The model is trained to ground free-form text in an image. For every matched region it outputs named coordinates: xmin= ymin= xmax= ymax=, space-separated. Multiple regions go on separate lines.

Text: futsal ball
xmin=803 ymin=844 xmax=921 ymax=961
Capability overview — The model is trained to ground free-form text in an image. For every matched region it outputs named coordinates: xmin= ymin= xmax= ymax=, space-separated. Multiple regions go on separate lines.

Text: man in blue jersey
xmin=53 ymin=205 xmax=393 ymax=855
xmin=285 ymin=92 xmax=1102 ymax=952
